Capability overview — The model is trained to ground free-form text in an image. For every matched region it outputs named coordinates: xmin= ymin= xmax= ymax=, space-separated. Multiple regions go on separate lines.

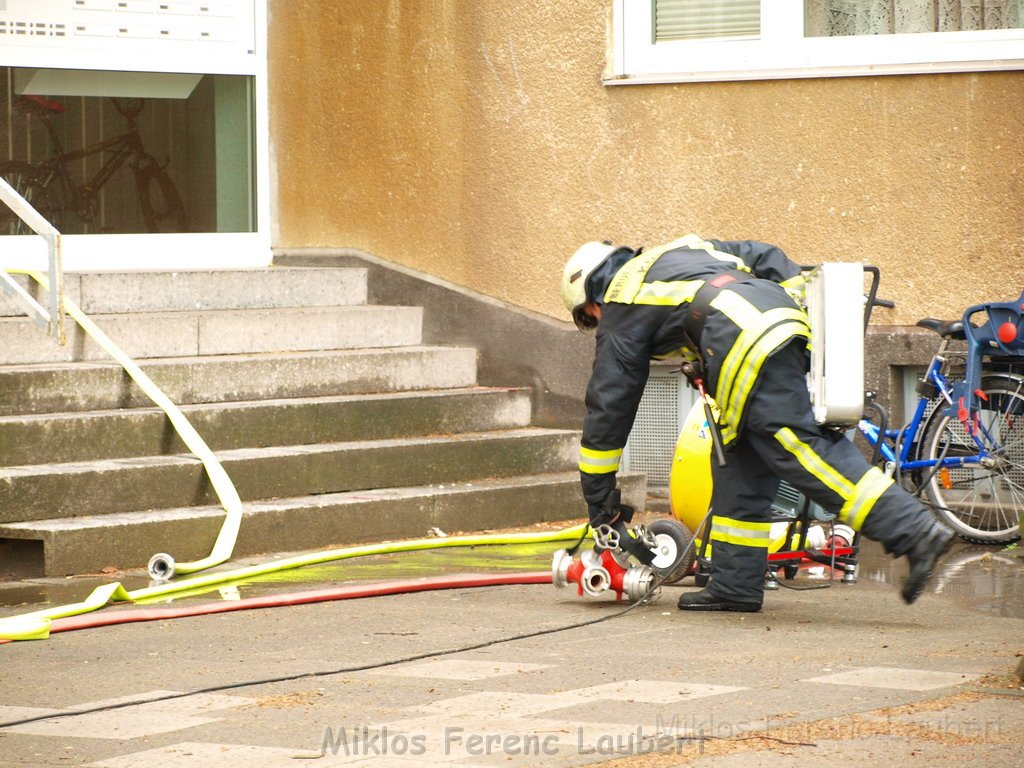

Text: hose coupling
xmin=578 ymin=565 xmax=612 ymax=597
xmin=621 ymin=564 xmax=657 ymax=602
xmin=551 ymin=548 xmax=611 ymax=597
xmin=147 ymin=553 xmax=176 ymax=582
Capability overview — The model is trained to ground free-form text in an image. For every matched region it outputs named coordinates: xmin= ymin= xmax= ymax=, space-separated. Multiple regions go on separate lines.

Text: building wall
xmin=268 ymin=0 xmax=1024 ymax=326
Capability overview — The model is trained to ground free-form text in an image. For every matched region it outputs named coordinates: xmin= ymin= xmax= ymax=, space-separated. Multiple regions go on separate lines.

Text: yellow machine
xmin=668 ymin=398 xmax=791 ymax=553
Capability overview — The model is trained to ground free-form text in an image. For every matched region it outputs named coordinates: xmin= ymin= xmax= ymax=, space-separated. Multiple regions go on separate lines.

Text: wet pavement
xmin=0 ymin=519 xmax=1021 ymax=768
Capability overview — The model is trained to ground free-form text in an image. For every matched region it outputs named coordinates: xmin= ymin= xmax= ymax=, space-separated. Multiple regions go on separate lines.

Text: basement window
xmin=611 ymin=0 xmax=1024 ymax=83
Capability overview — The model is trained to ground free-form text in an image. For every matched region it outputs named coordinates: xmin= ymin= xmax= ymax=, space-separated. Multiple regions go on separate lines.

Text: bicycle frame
xmin=857 ymin=342 xmax=999 ymax=476
xmin=16 ymin=97 xmax=147 ymax=225
xmin=2 ymin=96 xmax=187 ymax=235
xmin=37 ymin=126 xmax=139 ymax=215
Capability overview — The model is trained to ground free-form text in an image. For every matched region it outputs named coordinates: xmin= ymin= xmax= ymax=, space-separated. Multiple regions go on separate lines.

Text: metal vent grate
xmin=624 ymin=369 xmax=695 ymax=488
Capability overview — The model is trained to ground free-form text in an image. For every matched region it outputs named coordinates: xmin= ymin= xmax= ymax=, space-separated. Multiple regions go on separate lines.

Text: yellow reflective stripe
xmin=712 ymin=300 xmax=810 ymax=443
xmin=710 ymin=515 xmax=773 ymax=548
xmin=602 ymin=233 xmax=750 ymax=305
xmin=603 ymin=237 xmax=695 ymax=304
xmin=718 ymin=321 xmax=811 ymax=443
xmin=779 ymin=275 xmax=806 ymax=291
xmin=632 ymin=279 xmax=704 ymax=306
xmin=602 ymin=250 xmax=661 ymax=304
xmin=711 ymin=301 xmax=810 ymax=434
xmin=709 ymin=288 xmax=763 ymax=328
xmin=653 ymin=347 xmax=700 ymax=362
xmin=841 ymin=467 xmax=893 ymax=530
xmin=579 ymin=446 xmax=622 ymax=474
xmin=774 ymin=427 xmax=855 ymax=498
xmin=780 ymin=274 xmax=808 ymax=308
xmin=713 ymin=297 xmax=808 ymax=398
xmin=674 ymin=235 xmax=753 ymax=272
xmin=712 ymin=300 xmax=808 ymax=402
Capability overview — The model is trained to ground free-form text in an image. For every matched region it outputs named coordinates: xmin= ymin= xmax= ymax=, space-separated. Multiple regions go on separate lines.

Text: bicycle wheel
xmin=920 ymin=375 xmax=1024 ymax=544
xmin=132 ymin=154 xmax=188 ymax=233
xmin=0 ymin=160 xmax=58 ymax=234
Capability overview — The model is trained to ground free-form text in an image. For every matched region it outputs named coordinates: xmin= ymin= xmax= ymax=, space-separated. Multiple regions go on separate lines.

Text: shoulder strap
xmin=683 ymin=270 xmax=754 ymax=342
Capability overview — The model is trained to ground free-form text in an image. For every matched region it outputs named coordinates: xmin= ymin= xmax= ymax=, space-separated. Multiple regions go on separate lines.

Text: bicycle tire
xmin=920 ymin=374 xmax=1024 ymax=544
xmin=132 ymin=154 xmax=188 ymax=233
xmin=0 ymin=160 xmax=59 ymax=234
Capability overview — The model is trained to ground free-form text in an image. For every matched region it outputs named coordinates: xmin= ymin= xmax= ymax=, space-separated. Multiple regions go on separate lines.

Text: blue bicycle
xmin=858 ymin=290 xmax=1024 ymax=544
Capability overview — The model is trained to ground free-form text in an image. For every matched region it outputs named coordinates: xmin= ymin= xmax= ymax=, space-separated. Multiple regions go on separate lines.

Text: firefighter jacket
xmin=579 ymin=234 xmax=809 ymax=505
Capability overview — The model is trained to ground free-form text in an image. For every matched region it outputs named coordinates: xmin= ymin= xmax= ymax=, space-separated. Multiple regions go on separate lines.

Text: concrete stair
xmin=0 ymin=267 xmax=645 ymax=577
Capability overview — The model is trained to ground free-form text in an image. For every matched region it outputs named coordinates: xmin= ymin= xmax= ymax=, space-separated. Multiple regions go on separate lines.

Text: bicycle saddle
xmin=18 ymin=94 xmax=65 ymax=114
xmin=916 ymin=318 xmax=965 ymax=339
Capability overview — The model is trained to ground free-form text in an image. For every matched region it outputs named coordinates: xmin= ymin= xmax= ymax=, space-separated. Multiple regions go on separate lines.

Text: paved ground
xmin=0 ymin=524 xmax=1021 ymax=768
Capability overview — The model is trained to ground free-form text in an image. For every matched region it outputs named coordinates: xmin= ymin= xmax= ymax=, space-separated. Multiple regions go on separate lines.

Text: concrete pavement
xmin=0 ymin=529 xmax=1021 ymax=767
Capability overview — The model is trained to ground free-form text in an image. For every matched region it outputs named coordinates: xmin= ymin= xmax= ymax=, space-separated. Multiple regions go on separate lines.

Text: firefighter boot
xmin=901 ymin=523 xmax=954 ymax=604
xmin=678 ymin=587 xmax=762 ymax=613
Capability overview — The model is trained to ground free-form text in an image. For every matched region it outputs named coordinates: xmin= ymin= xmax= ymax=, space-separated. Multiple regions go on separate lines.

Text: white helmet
xmin=561 ymin=241 xmax=617 ymax=327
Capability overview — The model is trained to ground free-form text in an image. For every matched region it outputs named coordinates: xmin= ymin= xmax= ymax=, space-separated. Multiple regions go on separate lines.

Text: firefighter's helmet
xmin=561 ymin=241 xmax=617 ymax=330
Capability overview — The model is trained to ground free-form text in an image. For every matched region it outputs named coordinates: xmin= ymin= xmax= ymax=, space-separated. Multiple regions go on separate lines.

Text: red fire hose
xmin=0 ymin=572 xmax=552 ymax=644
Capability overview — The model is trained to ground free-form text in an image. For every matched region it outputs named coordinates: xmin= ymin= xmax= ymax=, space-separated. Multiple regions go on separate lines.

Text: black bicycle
xmin=0 ymin=95 xmax=187 ymax=235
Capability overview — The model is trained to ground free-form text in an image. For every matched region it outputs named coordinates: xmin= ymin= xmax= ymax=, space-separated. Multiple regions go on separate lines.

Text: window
xmin=0 ymin=68 xmax=256 ymax=236
xmin=612 ymin=1 xmax=1024 ymax=83
xmin=0 ymin=0 xmax=270 ymax=272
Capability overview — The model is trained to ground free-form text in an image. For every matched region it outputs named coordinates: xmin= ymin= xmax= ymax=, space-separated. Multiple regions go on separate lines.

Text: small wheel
xmin=646 ymin=518 xmax=696 ymax=585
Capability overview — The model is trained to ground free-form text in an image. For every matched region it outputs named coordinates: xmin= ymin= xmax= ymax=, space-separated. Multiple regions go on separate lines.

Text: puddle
xmin=855 ymin=539 xmax=1024 ymax=619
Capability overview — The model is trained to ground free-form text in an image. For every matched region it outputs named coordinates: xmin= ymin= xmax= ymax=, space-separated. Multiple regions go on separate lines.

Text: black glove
xmin=588 ymin=489 xmax=635 ymax=529
xmin=588 ymin=490 xmax=655 ymax=565
xmin=679 ymin=361 xmax=705 ymax=387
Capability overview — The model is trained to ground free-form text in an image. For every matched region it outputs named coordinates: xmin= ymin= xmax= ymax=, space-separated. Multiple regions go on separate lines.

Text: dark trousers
xmin=707 ymin=341 xmax=936 ymax=603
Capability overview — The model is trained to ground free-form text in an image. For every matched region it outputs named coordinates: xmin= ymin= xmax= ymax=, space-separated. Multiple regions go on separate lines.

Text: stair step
xmin=0 ymin=304 xmax=423 ymax=365
xmin=0 ymin=473 xmax=648 ymax=577
xmin=0 ymin=346 xmax=478 ymax=415
xmin=0 ymin=267 xmax=368 ymax=317
xmin=0 ymin=264 xmax=631 ymax=583
xmin=0 ymin=388 xmax=532 ymax=466
xmin=0 ymin=428 xmax=582 ymax=523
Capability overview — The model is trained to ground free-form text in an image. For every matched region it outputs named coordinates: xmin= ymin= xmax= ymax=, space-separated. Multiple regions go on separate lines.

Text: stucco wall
xmin=268 ymin=1 xmax=1024 ymax=326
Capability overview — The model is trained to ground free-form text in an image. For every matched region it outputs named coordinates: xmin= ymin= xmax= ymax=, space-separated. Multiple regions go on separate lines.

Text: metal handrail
xmin=0 ymin=181 xmax=249 ymax=583
xmin=0 ymin=176 xmax=66 ymax=345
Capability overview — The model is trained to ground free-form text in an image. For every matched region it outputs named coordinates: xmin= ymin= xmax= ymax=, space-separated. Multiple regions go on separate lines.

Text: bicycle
xmin=857 ymin=289 xmax=1024 ymax=544
xmin=0 ymin=95 xmax=188 ymax=235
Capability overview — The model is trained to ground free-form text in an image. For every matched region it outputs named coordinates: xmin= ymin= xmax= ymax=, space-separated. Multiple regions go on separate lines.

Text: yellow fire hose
xmin=0 ymin=524 xmax=589 ymax=641
xmin=16 ymin=270 xmax=244 ymax=581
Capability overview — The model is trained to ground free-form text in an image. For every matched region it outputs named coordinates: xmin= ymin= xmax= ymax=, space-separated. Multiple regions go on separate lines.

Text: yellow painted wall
xmin=269 ymin=1 xmax=1024 ymax=325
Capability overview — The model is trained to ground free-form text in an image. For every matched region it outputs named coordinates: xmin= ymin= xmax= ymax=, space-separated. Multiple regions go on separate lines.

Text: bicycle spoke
xmin=922 ymin=378 xmax=1024 ymax=543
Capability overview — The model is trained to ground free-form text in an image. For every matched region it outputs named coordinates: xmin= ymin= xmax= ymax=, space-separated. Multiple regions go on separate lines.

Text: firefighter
xmin=562 ymin=235 xmax=953 ymax=612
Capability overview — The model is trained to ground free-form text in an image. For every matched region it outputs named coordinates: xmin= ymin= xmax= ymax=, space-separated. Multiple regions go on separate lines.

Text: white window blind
xmin=654 ymin=0 xmax=760 ymax=41
xmin=614 ymin=0 xmax=1024 ymax=82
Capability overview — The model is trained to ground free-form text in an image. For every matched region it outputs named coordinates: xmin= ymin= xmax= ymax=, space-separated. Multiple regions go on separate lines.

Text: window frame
xmin=0 ymin=0 xmax=270 ymax=272
xmin=609 ymin=0 xmax=1024 ymax=84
